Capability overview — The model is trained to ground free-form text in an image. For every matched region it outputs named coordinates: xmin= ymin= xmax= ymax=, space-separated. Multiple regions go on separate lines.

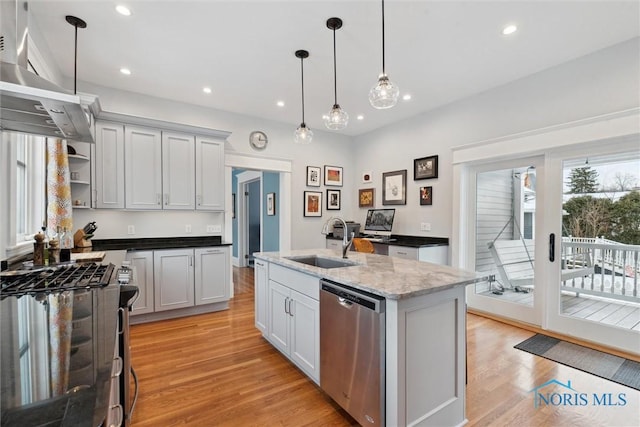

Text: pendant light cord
xmin=73 ymin=24 xmax=78 ymax=94
xmin=332 ymin=27 xmax=338 ymax=106
xmin=381 ymin=0 xmax=386 ymax=76
xmin=300 ymin=56 xmax=306 ymax=124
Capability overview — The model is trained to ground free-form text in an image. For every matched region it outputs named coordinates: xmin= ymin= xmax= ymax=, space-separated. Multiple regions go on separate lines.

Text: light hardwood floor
xmin=129 ymin=267 xmax=639 ymax=426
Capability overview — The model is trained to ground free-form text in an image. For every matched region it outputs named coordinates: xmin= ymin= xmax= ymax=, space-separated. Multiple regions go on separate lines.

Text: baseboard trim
xmin=467 ymin=308 xmax=640 ymax=362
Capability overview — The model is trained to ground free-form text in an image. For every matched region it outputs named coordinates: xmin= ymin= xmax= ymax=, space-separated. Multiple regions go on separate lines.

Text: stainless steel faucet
xmin=321 ymin=217 xmax=354 ymax=258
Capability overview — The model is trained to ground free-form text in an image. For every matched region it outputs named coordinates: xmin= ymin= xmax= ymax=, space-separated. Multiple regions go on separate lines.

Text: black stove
xmin=0 ymin=263 xmax=115 ymax=299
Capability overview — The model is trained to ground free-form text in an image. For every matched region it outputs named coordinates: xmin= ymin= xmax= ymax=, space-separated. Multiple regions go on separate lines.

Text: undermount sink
xmin=285 ymin=255 xmax=359 ymax=269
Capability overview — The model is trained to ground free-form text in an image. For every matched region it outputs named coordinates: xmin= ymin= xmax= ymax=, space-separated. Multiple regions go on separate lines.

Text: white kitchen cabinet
xmin=94 ymin=121 xmax=125 ymax=209
xmin=162 ymin=132 xmax=195 ymax=209
xmin=264 ymin=264 xmax=320 ymax=383
xmin=68 ymin=142 xmax=92 ymax=209
xmin=254 ymin=260 xmax=268 ymax=335
xmin=194 ymin=247 xmax=229 ymax=305
xmin=195 ymin=136 xmax=224 ymax=211
xmin=153 ymin=249 xmax=195 ymax=311
xmin=125 ymin=126 xmax=163 ymax=210
xmin=388 ymin=244 xmax=449 ymax=265
xmin=126 ymin=250 xmax=154 ymax=315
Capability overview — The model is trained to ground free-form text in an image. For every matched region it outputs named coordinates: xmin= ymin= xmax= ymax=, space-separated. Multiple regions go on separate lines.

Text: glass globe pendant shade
xmin=369 ymin=74 xmax=399 ymax=109
xmin=324 ymin=104 xmax=349 ymax=130
xmin=294 ymin=123 xmax=313 ymax=144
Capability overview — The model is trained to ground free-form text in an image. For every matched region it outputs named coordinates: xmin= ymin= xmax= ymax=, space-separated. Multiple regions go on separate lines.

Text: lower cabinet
xmin=154 ymin=249 xmax=195 ymax=311
xmin=129 ymin=246 xmax=230 ymax=317
xmin=259 ymin=262 xmax=320 ymax=384
xmin=254 ymin=260 xmax=268 ymax=335
xmin=126 ymin=251 xmax=154 ymax=315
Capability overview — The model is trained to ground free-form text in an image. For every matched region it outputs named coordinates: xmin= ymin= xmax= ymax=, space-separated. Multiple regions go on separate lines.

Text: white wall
xmin=75 ymin=81 xmax=356 ymax=249
xmin=351 ymin=37 xmax=640 ymax=240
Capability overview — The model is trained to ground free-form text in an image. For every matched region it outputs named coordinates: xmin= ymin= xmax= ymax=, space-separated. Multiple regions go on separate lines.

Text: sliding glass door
xmin=466 ymin=156 xmax=544 ymax=326
xmin=544 ymin=143 xmax=640 ymax=354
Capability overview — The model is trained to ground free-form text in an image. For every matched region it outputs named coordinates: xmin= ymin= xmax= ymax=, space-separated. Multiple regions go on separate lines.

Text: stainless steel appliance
xmin=320 ymin=279 xmax=385 ymax=427
xmin=116 ymin=263 xmax=139 ymax=427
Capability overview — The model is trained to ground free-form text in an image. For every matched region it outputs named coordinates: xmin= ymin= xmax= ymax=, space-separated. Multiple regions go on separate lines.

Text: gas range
xmin=0 ymin=262 xmax=115 ymax=299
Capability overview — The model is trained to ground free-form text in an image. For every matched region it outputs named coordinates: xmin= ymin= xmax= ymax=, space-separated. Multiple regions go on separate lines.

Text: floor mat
xmin=514 ymin=333 xmax=640 ymax=391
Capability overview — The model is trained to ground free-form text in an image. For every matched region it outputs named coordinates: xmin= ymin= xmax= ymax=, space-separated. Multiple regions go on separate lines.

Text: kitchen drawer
xmin=269 ymin=263 xmax=319 ymax=301
xmin=388 ymin=245 xmax=419 ymax=260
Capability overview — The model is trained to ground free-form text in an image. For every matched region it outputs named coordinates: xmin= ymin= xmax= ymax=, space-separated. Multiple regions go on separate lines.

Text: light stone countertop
xmin=254 ymin=248 xmax=487 ymax=300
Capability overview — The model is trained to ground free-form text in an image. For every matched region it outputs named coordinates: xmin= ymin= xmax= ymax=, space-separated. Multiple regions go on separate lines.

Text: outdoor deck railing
xmin=561 ymin=239 xmax=640 ymax=304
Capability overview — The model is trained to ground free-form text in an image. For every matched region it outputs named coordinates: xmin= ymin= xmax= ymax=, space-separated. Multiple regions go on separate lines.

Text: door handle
xmin=338 ymin=297 xmax=353 ymax=309
xmin=549 ymin=233 xmax=555 ymax=262
xmin=284 ymin=297 xmax=289 ymax=315
xmin=288 ymin=298 xmax=294 ymax=317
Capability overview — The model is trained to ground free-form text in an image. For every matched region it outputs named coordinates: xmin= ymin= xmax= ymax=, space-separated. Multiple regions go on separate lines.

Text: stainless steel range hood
xmin=0 ymin=1 xmax=95 ymax=143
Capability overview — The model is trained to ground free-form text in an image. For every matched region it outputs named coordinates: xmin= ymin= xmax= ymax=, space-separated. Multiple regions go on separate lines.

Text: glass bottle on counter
xmin=59 ymin=227 xmax=72 ymax=262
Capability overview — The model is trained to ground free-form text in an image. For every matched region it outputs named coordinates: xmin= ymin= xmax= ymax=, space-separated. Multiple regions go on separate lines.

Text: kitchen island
xmin=254 ymin=248 xmax=485 ymax=427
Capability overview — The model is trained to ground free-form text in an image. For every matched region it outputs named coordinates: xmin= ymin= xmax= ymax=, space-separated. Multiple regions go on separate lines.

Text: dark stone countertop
xmin=91 ymin=236 xmax=231 ymax=251
xmin=0 ymin=285 xmax=120 ymax=427
xmin=326 ymin=233 xmax=449 ymax=247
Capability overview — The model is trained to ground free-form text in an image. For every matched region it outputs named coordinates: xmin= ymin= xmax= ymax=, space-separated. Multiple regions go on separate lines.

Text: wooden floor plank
xmin=129 ymin=267 xmax=640 ymax=426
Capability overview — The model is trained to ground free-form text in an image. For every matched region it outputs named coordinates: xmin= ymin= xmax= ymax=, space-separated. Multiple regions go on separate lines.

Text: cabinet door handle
xmin=156 ymin=193 xmax=161 ymax=205
xmin=164 ymin=193 xmax=169 ymax=205
xmin=256 ymin=261 xmax=264 ymax=267
xmin=206 ymin=249 xmax=222 ymax=254
xmin=284 ymin=297 xmax=289 ymax=315
xmin=197 ymin=195 xmax=201 ymax=206
xmin=288 ymin=298 xmax=294 ymax=317
xmin=397 ymin=251 xmax=407 ymax=255
xmin=189 ymin=256 xmax=193 ymax=267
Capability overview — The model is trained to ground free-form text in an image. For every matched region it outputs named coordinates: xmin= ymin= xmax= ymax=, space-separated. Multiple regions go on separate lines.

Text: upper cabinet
xmin=162 ymin=132 xmax=195 ymax=210
xmin=93 ymin=118 xmax=227 ymax=211
xmin=125 ymin=126 xmax=163 ymax=210
xmin=95 ymin=121 xmax=125 ymax=209
xmin=195 ymin=137 xmax=224 ymax=211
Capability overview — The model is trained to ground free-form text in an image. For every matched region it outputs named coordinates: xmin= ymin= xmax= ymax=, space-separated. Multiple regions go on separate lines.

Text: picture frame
xmin=358 ymin=188 xmax=375 ymax=208
xmin=266 ymin=192 xmax=276 ymax=215
xmin=306 ymin=166 xmax=321 ymax=187
xmin=303 ymin=191 xmax=322 ymax=217
xmin=326 ymin=189 xmax=341 ymax=210
xmin=362 ymin=171 xmax=373 ymax=184
xmin=420 ymin=186 xmax=433 ymax=206
xmin=324 ymin=165 xmax=343 ymax=187
xmin=414 ymin=155 xmax=439 ymax=180
xmin=382 ymin=169 xmax=407 ymax=205
xmin=232 ymin=193 xmax=236 ymax=219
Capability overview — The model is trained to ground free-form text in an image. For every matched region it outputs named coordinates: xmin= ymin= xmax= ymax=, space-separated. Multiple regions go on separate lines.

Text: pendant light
xmin=369 ymin=0 xmax=399 ymax=109
xmin=294 ymin=50 xmax=313 ymax=144
xmin=324 ymin=17 xmax=348 ymax=130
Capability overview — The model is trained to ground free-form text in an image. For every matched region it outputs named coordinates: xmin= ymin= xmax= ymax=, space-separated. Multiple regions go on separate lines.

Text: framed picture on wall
xmin=359 ymin=188 xmax=374 ymax=208
xmin=420 ymin=186 xmax=433 ymax=205
xmin=414 ymin=155 xmax=438 ymax=180
xmin=324 ymin=165 xmax=343 ymax=186
xmin=267 ymin=192 xmax=276 ymax=215
xmin=327 ymin=189 xmax=341 ymax=210
xmin=304 ymin=191 xmax=322 ymax=217
xmin=306 ymin=166 xmax=321 ymax=187
xmin=382 ymin=170 xmax=407 ymax=205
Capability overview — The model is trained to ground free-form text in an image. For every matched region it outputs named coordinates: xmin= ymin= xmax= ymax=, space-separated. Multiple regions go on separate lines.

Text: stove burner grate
xmin=1 ymin=263 xmax=115 ymax=298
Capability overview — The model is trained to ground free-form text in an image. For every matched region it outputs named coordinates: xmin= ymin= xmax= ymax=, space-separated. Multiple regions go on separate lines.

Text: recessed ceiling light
xmin=115 ymin=5 xmax=131 ymax=16
xmin=402 ymin=94 xmax=412 ymax=101
xmin=203 ymin=87 xmax=212 ymax=94
xmin=502 ymin=25 xmax=517 ymax=35
xmin=357 ymin=115 xmax=364 ymax=120
xmin=276 ymin=101 xmax=285 ymax=107
xmin=120 ymin=68 xmax=131 ymax=75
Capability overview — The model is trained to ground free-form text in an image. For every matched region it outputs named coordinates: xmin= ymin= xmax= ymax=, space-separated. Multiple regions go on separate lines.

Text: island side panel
xmin=386 ymin=286 xmax=467 ymax=427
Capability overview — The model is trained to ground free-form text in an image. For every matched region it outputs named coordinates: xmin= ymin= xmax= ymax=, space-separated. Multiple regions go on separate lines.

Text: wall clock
xmin=249 ymin=131 xmax=268 ymax=150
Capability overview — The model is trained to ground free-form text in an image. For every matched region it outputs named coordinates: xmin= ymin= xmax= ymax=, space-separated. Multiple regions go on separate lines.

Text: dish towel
xmin=46 ymin=139 xmax=73 ymax=234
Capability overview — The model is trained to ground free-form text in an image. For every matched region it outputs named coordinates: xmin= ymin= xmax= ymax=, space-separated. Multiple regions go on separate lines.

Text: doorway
xmin=246 ymin=179 xmax=261 ymax=267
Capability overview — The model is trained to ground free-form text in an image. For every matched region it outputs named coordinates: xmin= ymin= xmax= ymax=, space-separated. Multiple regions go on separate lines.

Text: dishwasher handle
xmin=320 ymin=279 xmax=385 ymax=313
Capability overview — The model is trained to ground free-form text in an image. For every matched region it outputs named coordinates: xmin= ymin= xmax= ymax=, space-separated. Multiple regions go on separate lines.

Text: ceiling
xmin=28 ymin=1 xmax=640 ymax=136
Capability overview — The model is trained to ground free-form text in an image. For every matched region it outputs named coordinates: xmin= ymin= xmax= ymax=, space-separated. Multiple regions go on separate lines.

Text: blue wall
xmin=231 ymin=169 xmax=280 ymax=260
xmin=262 ymin=171 xmax=279 ymax=252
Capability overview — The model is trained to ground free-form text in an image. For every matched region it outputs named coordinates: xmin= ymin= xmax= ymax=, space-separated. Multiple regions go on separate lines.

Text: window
xmin=13 ymin=134 xmax=45 ymax=245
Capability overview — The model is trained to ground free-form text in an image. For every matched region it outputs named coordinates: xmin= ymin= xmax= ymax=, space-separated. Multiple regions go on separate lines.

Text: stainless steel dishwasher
xmin=320 ymin=279 xmax=385 ymax=427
